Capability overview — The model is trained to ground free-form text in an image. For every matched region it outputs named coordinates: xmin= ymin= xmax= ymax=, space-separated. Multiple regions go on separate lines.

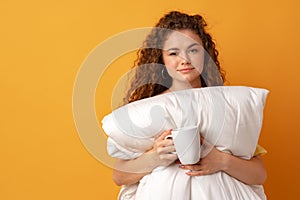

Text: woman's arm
xmin=181 ymin=143 xmax=267 ymax=185
xmin=222 ymin=154 xmax=266 ymax=185
xmin=113 ymin=130 xmax=178 ymax=186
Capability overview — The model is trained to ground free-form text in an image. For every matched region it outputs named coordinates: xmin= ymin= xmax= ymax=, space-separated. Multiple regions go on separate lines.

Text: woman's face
xmin=162 ymin=29 xmax=204 ymax=88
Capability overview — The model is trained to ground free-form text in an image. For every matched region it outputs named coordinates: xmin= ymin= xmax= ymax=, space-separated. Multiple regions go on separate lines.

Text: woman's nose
xmin=181 ymin=59 xmax=191 ymax=65
xmin=180 ymin=57 xmax=191 ymax=65
xmin=180 ymin=52 xmax=191 ymax=65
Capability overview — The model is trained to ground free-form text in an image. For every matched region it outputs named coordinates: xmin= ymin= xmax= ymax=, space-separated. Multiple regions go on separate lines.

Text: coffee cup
xmin=165 ymin=125 xmax=201 ymax=165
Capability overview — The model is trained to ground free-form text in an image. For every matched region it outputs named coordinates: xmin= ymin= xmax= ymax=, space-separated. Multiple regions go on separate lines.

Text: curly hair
xmin=123 ymin=11 xmax=226 ymax=104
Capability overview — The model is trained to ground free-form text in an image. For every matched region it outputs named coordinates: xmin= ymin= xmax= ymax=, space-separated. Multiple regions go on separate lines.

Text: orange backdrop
xmin=1 ymin=0 xmax=300 ymax=199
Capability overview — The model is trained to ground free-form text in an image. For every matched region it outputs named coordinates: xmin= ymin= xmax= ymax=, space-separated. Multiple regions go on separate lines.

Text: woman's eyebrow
xmin=187 ymin=43 xmax=201 ymax=49
xmin=165 ymin=43 xmax=201 ymax=51
xmin=166 ymin=47 xmax=179 ymax=51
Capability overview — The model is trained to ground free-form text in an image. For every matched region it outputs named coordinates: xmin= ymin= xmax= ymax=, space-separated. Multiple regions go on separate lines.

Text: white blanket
xmin=102 ymin=86 xmax=268 ymax=200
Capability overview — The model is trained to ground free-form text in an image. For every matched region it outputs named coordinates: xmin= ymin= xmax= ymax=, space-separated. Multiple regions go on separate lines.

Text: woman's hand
xmin=148 ymin=129 xmax=178 ymax=167
xmin=113 ymin=129 xmax=178 ymax=186
xmin=179 ymin=137 xmax=267 ymax=185
xmin=180 ymin=144 xmax=226 ymax=176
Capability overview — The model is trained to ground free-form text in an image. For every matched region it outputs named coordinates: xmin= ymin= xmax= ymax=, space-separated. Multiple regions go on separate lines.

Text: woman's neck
xmin=169 ymin=79 xmax=202 ymax=92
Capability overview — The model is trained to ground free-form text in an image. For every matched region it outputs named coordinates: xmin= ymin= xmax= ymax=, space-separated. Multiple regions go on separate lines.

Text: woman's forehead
xmin=163 ymin=29 xmax=203 ymax=49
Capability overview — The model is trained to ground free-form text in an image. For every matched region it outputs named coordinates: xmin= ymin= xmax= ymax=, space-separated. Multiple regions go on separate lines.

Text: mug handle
xmin=164 ymin=135 xmax=173 ymax=140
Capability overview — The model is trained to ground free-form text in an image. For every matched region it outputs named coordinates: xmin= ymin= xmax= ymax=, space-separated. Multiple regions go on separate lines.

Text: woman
xmin=112 ymin=11 xmax=267 ymax=199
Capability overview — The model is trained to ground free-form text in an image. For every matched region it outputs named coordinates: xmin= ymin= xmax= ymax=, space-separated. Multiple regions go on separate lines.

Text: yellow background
xmin=1 ymin=0 xmax=300 ymax=199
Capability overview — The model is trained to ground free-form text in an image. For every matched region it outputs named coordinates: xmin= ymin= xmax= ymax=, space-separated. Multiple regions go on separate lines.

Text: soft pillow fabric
xmin=102 ymin=86 xmax=269 ymax=160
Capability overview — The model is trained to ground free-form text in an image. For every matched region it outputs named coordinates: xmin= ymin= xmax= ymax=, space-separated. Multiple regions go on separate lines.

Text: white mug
xmin=165 ymin=125 xmax=201 ymax=165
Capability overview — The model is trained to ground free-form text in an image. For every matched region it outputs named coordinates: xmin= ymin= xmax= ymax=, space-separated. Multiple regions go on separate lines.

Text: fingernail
xmin=179 ymin=164 xmax=185 ymax=168
xmin=186 ymin=170 xmax=193 ymax=175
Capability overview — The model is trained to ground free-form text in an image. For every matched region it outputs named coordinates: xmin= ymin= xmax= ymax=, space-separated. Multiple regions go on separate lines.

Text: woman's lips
xmin=177 ymin=67 xmax=195 ymax=73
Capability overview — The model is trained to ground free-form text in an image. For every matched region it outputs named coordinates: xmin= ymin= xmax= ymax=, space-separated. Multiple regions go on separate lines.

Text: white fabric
xmin=135 ymin=165 xmax=266 ymax=200
xmin=102 ymin=86 xmax=268 ymax=200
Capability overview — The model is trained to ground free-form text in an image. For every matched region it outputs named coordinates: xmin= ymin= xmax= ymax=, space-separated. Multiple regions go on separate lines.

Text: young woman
xmin=111 ymin=11 xmax=267 ymax=199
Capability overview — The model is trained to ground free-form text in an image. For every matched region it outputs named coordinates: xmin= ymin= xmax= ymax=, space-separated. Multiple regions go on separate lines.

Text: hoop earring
xmin=162 ymin=68 xmax=167 ymax=79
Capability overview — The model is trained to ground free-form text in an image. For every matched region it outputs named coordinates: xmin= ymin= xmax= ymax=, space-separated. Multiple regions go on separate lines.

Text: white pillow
xmin=102 ymin=86 xmax=269 ymax=160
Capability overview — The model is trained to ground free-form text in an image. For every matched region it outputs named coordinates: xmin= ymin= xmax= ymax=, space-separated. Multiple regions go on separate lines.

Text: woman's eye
xmin=189 ymin=49 xmax=199 ymax=54
xmin=169 ymin=52 xmax=177 ymax=56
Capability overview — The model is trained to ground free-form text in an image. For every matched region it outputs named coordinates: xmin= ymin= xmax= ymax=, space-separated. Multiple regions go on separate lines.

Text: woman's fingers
xmin=185 ymin=169 xmax=210 ymax=176
xmin=151 ymin=130 xmax=178 ymax=166
xmin=155 ymin=137 xmax=174 ymax=148
xmin=159 ymin=153 xmax=178 ymax=161
xmin=157 ymin=144 xmax=176 ymax=154
xmin=179 ymin=163 xmax=210 ymax=176
xmin=180 ymin=163 xmax=201 ymax=171
xmin=153 ymin=130 xmax=173 ymax=149
xmin=156 ymin=129 xmax=172 ymax=141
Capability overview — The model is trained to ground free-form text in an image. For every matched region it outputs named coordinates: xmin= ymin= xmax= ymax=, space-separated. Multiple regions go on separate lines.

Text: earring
xmin=162 ymin=68 xmax=167 ymax=79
